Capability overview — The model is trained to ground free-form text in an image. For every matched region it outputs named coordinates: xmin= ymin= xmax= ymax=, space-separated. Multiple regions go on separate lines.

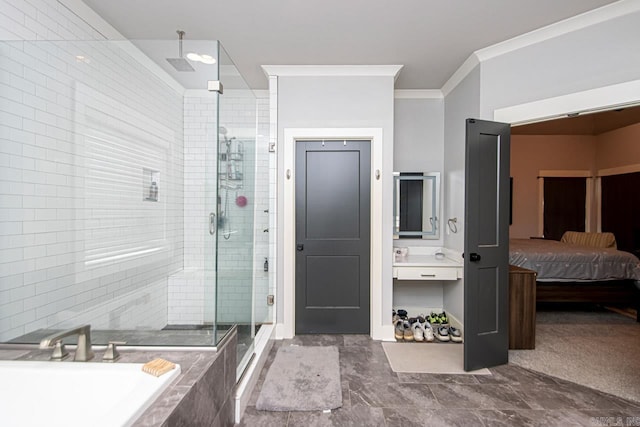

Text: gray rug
xmin=256 ymin=345 xmax=342 ymax=411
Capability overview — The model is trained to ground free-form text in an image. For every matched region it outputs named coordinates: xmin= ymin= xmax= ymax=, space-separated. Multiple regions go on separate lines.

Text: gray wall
xmin=394 ymin=98 xmax=444 ymax=172
xmin=442 ymin=66 xmax=481 ymax=324
xmin=276 ymin=75 xmax=395 ymax=326
xmin=480 ymin=9 xmax=640 ymax=118
xmin=393 ymin=98 xmax=445 ymax=247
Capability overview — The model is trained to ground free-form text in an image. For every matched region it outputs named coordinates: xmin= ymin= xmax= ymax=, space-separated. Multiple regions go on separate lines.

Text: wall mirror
xmin=393 ymin=172 xmax=440 ymax=239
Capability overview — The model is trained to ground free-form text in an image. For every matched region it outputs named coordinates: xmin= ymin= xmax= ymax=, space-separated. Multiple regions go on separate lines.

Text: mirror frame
xmin=393 ymin=172 xmax=441 ymax=239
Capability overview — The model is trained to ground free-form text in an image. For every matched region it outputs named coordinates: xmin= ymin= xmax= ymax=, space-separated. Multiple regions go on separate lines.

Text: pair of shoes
xmin=408 ymin=316 xmax=435 ymax=343
xmin=394 ymin=318 xmax=414 ymax=341
xmin=435 ymin=325 xmax=462 ymax=342
xmin=428 ymin=311 xmax=449 ymax=326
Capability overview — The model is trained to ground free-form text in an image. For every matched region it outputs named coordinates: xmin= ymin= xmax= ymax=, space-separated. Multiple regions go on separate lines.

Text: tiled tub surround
xmin=0 ymin=327 xmax=237 ymax=427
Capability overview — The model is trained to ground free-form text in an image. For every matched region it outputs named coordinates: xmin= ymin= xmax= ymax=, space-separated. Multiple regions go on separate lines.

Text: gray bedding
xmin=509 ymin=238 xmax=640 ymax=282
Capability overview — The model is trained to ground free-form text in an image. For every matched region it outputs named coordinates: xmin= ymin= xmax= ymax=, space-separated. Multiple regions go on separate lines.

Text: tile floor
xmin=238 ymin=335 xmax=640 ymax=426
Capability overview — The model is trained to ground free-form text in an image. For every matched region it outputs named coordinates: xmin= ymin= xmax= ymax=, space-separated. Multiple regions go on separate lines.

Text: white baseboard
xmin=378 ymin=324 xmax=396 ymax=341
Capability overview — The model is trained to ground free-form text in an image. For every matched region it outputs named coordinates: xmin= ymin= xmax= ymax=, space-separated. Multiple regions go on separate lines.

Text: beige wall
xmin=510 ymin=135 xmax=596 ymax=238
xmin=596 ymin=122 xmax=640 ymax=171
xmin=510 ymin=123 xmax=640 ymax=238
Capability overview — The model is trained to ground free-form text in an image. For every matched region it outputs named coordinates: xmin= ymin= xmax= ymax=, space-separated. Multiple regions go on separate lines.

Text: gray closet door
xmin=295 ymin=140 xmax=371 ymax=334
xmin=464 ymin=119 xmax=511 ymax=371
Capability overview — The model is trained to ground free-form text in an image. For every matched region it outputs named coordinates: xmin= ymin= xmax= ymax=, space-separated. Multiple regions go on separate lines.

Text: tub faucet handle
xmin=51 ymin=340 xmax=69 ymax=361
xmin=103 ymin=341 xmax=126 ymax=363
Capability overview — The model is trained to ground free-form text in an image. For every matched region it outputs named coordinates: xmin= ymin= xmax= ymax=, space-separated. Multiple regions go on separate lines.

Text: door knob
xmin=469 ymin=252 xmax=481 ymax=262
xmin=296 ymin=244 xmax=304 ymax=251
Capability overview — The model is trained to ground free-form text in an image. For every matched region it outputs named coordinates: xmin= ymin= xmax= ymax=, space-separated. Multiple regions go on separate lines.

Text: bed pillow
xmin=560 ymin=231 xmax=617 ymax=249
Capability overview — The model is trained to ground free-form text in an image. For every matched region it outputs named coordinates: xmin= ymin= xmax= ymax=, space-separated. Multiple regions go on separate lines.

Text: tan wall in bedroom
xmin=510 ymin=135 xmax=597 ymax=239
xmin=595 ymin=122 xmax=640 ymax=171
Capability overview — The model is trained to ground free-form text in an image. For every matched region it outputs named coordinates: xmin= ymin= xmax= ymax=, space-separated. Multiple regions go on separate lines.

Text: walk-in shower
xmin=0 ymin=37 xmax=272 ymax=375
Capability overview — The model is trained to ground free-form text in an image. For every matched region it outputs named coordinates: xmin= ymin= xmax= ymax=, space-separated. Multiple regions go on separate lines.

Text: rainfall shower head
xmin=166 ymin=30 xmax=195 ymax=72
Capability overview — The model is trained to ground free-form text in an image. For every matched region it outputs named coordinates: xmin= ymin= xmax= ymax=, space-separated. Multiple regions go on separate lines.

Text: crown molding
xmin=261 ymin=65 xmax=404 ymax=81
xmin=443 ymin=0 xmax=640 ymax=97
xmin=441 ymin=54 xmax=480 ymax=97
xmin=394 ymin=90 xmax=443 ymax=99
xmin=475 ymin=0 xmax=640 ymax=63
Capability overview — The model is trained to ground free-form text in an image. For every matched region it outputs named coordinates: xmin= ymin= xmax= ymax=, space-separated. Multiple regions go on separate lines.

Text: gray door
xmin=295 ymin=140 xmax=371 ymax=334
xmin=464 ymin=119 xmax=511 ymax=371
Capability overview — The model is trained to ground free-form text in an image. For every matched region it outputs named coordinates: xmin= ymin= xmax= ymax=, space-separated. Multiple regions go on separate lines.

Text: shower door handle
xmin=209 ymin=213 xmax=216 ymax=235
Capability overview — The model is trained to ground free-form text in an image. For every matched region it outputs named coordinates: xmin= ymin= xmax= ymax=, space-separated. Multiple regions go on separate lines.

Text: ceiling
xmin=512 ymin=105 xmax=640 ymax=135
xmin=81 ymin=0 xmax=617 ymax=90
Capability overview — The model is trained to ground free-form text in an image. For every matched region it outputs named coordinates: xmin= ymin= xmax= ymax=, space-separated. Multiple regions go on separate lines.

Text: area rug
xmin=255 ymin=345 xmax=342 ymax=411
xmin=509 ymin=309 xmax=640 ymax=403
xmin=382 ymin=342 xmax=491 ymax=375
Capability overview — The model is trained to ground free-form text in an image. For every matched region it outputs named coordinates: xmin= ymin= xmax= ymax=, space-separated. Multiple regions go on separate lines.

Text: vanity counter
xmin=393 ymin=254 xmax=462 ymax=268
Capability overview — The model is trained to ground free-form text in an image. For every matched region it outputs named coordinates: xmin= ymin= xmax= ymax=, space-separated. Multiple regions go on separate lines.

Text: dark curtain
xmin=543 ymin=177 xmax=586 ymax=240
xmin=601 ymin=172 xmax=640 ymax=256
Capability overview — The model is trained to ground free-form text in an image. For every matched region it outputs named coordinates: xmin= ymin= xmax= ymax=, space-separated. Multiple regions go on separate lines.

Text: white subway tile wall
xmin=217 ymin=90 xmax=258 ymax=325
xmin=0 ymin=2 xmax=184 ymax=341
xmin=167 ymin=93 xmax=217 ymax=325
xmin=1 ymin=0 xmax=273 ymax=340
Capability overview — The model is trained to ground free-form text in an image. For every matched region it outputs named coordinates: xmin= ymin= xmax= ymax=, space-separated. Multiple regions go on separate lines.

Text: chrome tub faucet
xmin=39 ymin=324 xmax=95 ymax=362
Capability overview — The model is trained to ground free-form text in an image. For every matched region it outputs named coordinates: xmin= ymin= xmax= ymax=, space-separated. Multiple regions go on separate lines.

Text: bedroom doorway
xmin=508 ymin=104 xmax=640 ymax=242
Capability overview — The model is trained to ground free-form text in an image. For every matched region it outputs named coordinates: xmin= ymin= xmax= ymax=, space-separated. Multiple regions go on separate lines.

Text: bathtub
xmin=0 ymin=360 xmax=181 ymax=427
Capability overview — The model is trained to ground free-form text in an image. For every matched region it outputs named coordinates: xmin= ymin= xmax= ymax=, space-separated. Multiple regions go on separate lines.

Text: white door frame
xmin=493 ymin=80 xmax=640 ymax=126
xmin=281 ymin=128 xmax=383 ymax=339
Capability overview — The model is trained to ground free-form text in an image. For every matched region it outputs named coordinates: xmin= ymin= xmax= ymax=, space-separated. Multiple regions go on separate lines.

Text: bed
xmin=509 ymin=237 xmax=640 ymax=321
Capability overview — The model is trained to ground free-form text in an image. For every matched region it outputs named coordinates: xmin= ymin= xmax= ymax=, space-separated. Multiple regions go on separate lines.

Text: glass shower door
xmin=215 ymin=44 xmax=257 ymax=374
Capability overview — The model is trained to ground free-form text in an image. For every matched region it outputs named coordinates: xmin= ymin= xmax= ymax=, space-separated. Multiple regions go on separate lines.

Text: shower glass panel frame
xmin=0 ymin=38 xmax=263 ymax=366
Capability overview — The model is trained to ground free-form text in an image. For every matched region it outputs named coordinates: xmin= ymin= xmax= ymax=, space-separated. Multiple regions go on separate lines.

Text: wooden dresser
xmin=509 ymin=265 xmax=537 ymax=349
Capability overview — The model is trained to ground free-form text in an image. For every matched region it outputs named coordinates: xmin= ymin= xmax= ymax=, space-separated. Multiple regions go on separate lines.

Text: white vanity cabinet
xmin=393 ymin=254 xmax=463 ymax=281
xmin=392 ymin=249 xmax=463 ymax=318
